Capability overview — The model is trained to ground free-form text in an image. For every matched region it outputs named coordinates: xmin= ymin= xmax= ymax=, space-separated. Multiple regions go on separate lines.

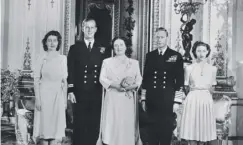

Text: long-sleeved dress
xmin=180 ymin=62 xmax=217 ymax=142
xmin=97 ymin=57 xmax=143 ymax=145
xmin=33 ymin=54 xmax=67 ymax=142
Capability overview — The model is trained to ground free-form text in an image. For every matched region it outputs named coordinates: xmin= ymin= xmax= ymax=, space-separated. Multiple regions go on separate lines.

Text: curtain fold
xmin=5 ymin=0 xmax=66 ymax=70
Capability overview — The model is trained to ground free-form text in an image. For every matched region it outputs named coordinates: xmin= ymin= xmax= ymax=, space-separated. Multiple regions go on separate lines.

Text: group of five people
xmin=32 ymin=18 xmax=217 ymax=145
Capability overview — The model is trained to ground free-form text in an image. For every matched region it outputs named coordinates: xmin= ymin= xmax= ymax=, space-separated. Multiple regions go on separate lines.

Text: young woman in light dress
xmin=33 ymin=31 xmax=67 ymax=145
xmin=97 ymin=37 xmax=143 ymax=145
xmin=180 ymin=41 xmax=217 ymax=145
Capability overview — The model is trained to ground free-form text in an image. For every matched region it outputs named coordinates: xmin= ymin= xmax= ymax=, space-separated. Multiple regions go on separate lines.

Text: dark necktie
xmin=88 ymin=42 xmax=91 ymax=52
xmin=159 ymin=51 xmax=163 ymax=56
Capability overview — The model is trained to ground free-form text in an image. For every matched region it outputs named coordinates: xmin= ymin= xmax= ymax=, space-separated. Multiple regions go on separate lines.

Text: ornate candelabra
xmin=174 ymin=0 xmax=207 ymax=15
xmin=174 ymin=0 xmax=207 ymax=63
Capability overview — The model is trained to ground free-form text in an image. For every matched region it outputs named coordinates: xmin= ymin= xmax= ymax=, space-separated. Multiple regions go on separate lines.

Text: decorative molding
xmin=225 ymin=0 xmax=229 ymax=76
xmin=149 ymin=0 xmax=160 ymax=51
xmin=211 ymin=31 xmax=228 ymax=77
xmin=208 ymin=0 xmax=211 ymax=45
xmin=168 ymin=0 xmax=172 ymax=46
xmin=87 ymin=3 xmax=113 ymax=16
xmin=123 ymin=0 xmax=135 ymax=55
xmin=113 ymin=0 xmax=120 ymax=38
xmin=23 ymin=38 xmax=32 ymax=70
xmin=138 ymin=0 xmax=149 ymax=75
xmin=63 ymin=0 xmax=71 ymax=55
xmin=85 ymin=0 xmax=120 ymax=39
xmin=149 ymin=0 xmax=153 ymax=52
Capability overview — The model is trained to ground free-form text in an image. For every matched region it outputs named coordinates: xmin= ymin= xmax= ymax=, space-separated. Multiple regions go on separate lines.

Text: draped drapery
xmin=2 ymin=0 xmax=75 ymax=70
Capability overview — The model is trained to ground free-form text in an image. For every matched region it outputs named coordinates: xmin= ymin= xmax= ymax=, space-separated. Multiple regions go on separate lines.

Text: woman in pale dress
xmin=96 ymin=37 xmax=143 ymax=145
xmin=33 ymin=31 xmax=67 ymax=145
xmin=180 ymin=41 xmax=217 ymax=145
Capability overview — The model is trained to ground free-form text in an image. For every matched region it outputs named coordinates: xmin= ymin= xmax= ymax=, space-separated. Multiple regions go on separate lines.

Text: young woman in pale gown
xmin=33 ymin=31 xmax=67 ymax=145
xmin=96 ymin=37 xmax=143 ymax=145
xmin=180 ymin=41 xmax=217 ymax=145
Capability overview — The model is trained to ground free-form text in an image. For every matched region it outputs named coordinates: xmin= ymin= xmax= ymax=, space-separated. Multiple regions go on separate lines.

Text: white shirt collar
xmin=84 ymin=39 xmax=95 ymax=48
xmin=158 ymin=47 xmax=167 ymax=55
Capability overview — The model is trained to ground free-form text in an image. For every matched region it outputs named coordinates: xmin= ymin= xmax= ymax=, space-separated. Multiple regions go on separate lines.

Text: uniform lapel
xmin=91 ymin=41 xmax=99 ymax=54
xmin=80 ymin=41 xmax=89 ymax=54
xmin=156 ymin=47 xmax=171 ymax=70
xmin=77 ymin=41 xmax=90 ymax=65
xmin=162 ymin=47 xmax=171 ymax=62
xmin=89 ymin=41 xmax=101 ymax=63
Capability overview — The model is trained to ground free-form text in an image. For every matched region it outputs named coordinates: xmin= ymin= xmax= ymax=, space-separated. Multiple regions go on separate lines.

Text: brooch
xmin=166 ymin=55 xmax=177 ymax=62
xmin=100 ymin=47 xmax=105 ymax=54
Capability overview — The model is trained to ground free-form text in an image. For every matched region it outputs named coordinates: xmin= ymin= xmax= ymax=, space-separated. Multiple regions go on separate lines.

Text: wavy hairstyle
xmin=111 ymin=37 xmax=133 ymax=58
xmin=42 ymin=30 xmax=62 ymax=51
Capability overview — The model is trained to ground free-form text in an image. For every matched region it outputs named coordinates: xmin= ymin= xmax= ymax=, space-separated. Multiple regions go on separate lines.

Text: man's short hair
xmin=81 ymin=17 xmax=97 ymax=27
xmin=155 ymin=27 xmax=168 ymax=37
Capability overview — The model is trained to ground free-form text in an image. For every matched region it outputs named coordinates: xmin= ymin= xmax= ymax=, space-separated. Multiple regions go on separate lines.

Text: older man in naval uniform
xmin=141 ymin=27 xmax=185 ymax=145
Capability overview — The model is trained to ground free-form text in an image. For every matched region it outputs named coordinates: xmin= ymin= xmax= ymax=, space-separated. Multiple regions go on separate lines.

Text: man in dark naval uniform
xmin=67 ymin=18 xmax=109 ymax=145
xmin=141 ymin=27 xmax=185 ymax=145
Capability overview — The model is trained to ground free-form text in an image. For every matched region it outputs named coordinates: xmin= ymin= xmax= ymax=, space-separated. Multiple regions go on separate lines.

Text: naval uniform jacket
xmin=67 ymin=41 xmax=108 ymax=101
xmin=67 ymin=40 xmax=109 ymax=145
xmin=142 ymin=47 xmax=184 ymax=121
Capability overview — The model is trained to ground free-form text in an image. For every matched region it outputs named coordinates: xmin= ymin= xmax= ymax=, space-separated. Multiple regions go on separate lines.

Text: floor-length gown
xmin=180 ymin=62 xmax=217 ymax=142
xmin=33 ymin=54 xmax=67 ymax=142
xmin=97 ymin=57 xmax=143 ymax=145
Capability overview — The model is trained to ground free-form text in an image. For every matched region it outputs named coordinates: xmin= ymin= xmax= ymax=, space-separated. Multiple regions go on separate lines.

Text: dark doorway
xmin=75 ymin=0 xmax=118 ymax=57
xmin=87 ymin=4 xmax=112 ymax=49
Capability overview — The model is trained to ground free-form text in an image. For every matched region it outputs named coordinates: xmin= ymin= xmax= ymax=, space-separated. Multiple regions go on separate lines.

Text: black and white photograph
xmin=1 ymin=0 xmax=243 ymax=145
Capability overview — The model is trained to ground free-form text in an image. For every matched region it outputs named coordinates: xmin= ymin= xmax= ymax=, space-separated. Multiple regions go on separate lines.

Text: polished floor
xmin=1 ymin=116 xmax=72 ymax=145
xmin=1 ymin=115 xmax=189 ymax=145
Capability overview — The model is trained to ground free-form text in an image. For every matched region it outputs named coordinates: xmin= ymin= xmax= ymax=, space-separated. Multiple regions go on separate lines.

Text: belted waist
xmin=190 ymin=87 xmax=209 ymax=91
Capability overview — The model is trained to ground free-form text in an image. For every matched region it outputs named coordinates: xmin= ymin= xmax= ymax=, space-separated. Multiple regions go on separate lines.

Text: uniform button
xmin=84 ymin=75 xmax=87 ymax=78
xmin=163 ymin=86 xmax=166 ymax=89
xmin=85 ymin=65 xmax=87 ymax=68
xmin=164 ymin=71 xmax=166 ymax=74
xmin=154 ymin=86 xmax=156 ymax=88
xmin=94 ymin=81 xmax=97 ymax=83
xmin=154 ymin=76 xmax=157 ymax=79
xmin=84 ymin=81 xmax=87 ymax=83
xmin=95 ymin=65 xmax=98 ymax=67
xmin=154 ymin=71 xmax=157 ymax=74
xmin=164 ymin=76 xmax=166 ymax=79
xmin=94 ymin=70 xmax=97 ymax=73
xmin=94 ymin=75 xmax=97 ymax=78
xmin=154 ymin=81 xmax=156 ymax=84
xmin=84 ymin=70 xmax=87 ymax=73
xmin=163 ymin=81 xmax=166 ymax=84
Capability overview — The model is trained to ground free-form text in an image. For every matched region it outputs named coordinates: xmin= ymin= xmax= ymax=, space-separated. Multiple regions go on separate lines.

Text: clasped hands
xmin=117 ymin=76 xmax=136 ymax=92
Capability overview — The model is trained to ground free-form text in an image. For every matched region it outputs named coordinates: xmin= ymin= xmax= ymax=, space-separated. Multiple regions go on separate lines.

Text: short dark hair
xmin=191 ymin=41 xmax=211 ymax=58
xmin=111 ymin=37 xmax=133 ymax=58
xmin=42 ymin=30 xmax=62 ymax=51
xmin=156 ymin=27 xmax=169 ymax=37
xmin=82 ymin=17 xmax=97 ymax=27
